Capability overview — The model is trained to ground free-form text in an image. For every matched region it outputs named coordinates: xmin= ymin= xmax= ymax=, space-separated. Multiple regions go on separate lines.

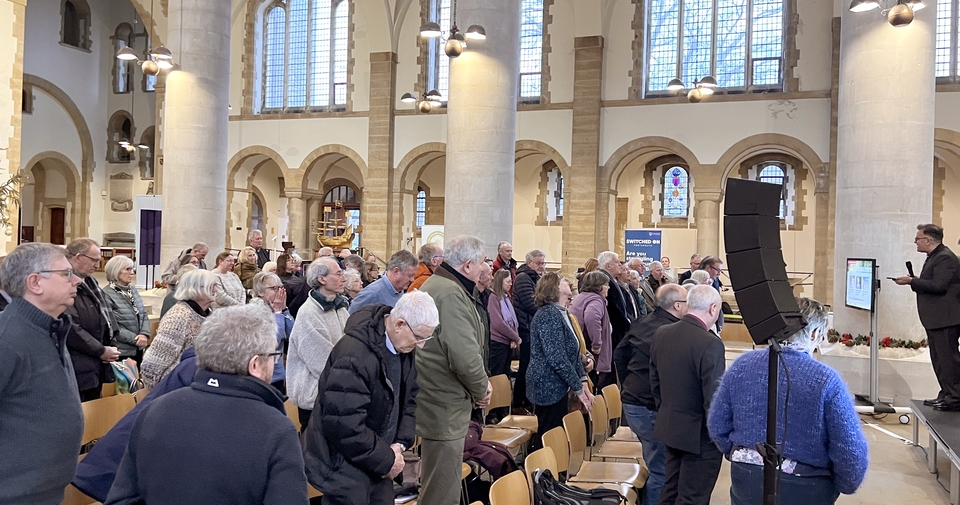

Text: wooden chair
xmin=601 ymin=384 xmax=637 ymax=442
xmin=61 ymin=483 xmax=96 ymax=505
xmin=489 ymin=470 xmax=530 ymax=505
xmin=81 ymin=394 xmax=136 ymax=446
xmin=562 ymin=412 xmax=647 ymax=489
xmin=524 ymin=447 xmax=637 ymax=504
xmin=486 ymin=374 xmax=538 ymax=432
xmin=132 ymin=387 xmax=152 ymax=404
xmin=589 ymin=396 xmax=644 ymax=464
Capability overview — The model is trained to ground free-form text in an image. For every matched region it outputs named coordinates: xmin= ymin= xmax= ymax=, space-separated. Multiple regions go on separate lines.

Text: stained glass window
xmin=520 ymin=0 xmax=544 ymax=100
xmin=416 ymin=188 xmax=426 ymax=228
xmin=114 ymin=24 xmax=133 ymax=94
xmin=263 ymin=0 xmax=350 ymax=112
xmin=425 ymin=0 xmax=452 ymax=101
xmin=936 ymin=0 xmax=960 ymax=79
xmin=645 ymin=0 xmax=784 ymax=96
xmin=757 ymin=164 xmax=786 ymax=218
xmin=662 ymin=166 xmax=689 ymax=218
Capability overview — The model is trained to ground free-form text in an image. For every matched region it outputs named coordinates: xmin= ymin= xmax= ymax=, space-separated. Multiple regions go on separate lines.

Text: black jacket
xmin=512 ymin=264 xmax=540 ymax=339
xmin=105 ymin=370 xmax=308 ymax=505
xmin=614 ymin=307 xmax=680 ymax=410
xmin=255 ymin=247 xmax=271 ymax=270
xmin=649 ymin=315 xmax=725 ymax=455
xmin=65 ymin=277 xmax=117 ymax=391
xmin=912 ymin=243 xmax=960 ymax=330
xmin=601 ymin=270 xmax=632 ymax=348
xmin=303 ymin=305 xmax=418 ymax=504
xmin=284 ymin=275 xmax=311 ymax=318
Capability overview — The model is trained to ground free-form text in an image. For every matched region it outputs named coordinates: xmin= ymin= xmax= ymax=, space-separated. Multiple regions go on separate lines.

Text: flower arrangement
xmin=826 ymin=328 xmax=926 ymax=349
xmin=153 ymin=280 xmax=168 ymax=290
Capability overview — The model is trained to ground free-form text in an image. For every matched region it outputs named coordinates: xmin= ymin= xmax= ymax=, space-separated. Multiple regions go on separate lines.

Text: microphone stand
xmin=759 ymin=337 xmax=783 ymax=505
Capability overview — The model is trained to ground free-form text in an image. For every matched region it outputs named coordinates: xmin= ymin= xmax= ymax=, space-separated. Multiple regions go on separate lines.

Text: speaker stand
xmin=760 ymin=337 xmax=783 ymax=505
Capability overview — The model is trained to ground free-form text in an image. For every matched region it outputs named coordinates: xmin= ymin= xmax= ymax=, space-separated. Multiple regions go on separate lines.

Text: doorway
xmin=49 ymin=208 xmax=65 ymax=245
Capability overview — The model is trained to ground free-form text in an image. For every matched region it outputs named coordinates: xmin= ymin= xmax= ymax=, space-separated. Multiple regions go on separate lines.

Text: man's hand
xmin=475 ymin=380 xmax=494 ymax=408
xmin=135 ymin=334 xmax=150 ymax=347
xmin=386 ymin=443 xmax=405 ymax=479
xmin=100 ymin=346 xmax=121 ymax=362
xmin=893 ymin=275 xmax=914 ymax=286
xmin=577 ymin=388 xmax=595 ymax=412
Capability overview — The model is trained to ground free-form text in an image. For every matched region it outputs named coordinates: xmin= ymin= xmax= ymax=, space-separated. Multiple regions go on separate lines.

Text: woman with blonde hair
xmin=235 ymin=246 xmax=259 ymax=298
xmin=211 ymin=251 xmax=245 ymax=308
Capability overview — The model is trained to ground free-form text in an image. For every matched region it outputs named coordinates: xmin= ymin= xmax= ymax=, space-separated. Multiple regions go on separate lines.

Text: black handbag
xmin=532 ymin=469 xmax=625 ymax=505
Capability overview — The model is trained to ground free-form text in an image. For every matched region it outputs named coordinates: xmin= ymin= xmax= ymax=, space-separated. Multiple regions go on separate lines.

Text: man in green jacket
xmin=416 ymin=235 xmax=492 ymax=505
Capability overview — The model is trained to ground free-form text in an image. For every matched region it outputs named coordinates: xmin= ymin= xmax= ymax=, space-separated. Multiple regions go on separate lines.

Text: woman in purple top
xmin=487 ymin=269 xmax=521 ymax=378
xmin=569 ymin=271 xmax=613 ymax=391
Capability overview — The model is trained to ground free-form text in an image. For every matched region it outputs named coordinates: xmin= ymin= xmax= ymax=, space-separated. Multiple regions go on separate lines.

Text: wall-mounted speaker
xmin=724 ymin=178 xmax=806 ymax=344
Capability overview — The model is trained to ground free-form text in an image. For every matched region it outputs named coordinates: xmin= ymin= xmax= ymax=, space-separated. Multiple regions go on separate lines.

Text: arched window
xmin=937 ymin=0 xmax=960 ymax=80
xmin=537 ymin=161 xmax=563 ymax=224
xmin=416 ymin=187 xmax=427 ymax=228
xmin=107 ymin=111 xmax=135 ymax=164
xmin=138 ymin=127 xmax=155 ymax=179
xmin=114 ymin=23 xmax=134 ymax=94
xmin=251 ymin=193 xmax=264 ymax=236
xmin=262 ymin=0 xmax=351 ymax=112
xmin=423 ymin=0 xmax=452 ymax=102
xmin=519 ymin=0 xmax=545 ymax=101
xmin=61 ymin=0 xmax=91 ymax=50
xmin=645 ymin=0 xmax=784 ymax=96
xmin=661 ymin=166 xmax=690 ymax=218
xmin=756 ymin=163 xmax=787 ymax=218
xmin=322 ymin=184 xmax=361 ymax=248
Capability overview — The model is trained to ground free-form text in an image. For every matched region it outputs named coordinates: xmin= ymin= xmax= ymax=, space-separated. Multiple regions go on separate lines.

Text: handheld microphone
xmin=906 ymin=261 xmax=915 ymax=277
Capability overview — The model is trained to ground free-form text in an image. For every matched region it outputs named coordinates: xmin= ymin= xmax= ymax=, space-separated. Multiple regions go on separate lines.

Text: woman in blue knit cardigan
xmin=708 ymin=298 xmax=868 ymax=505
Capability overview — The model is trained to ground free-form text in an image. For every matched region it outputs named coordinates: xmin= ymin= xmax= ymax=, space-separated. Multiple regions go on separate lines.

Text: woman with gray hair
xmin=286 ymin=257 xmax=349 ymax=429
xmin=249 ymin=272 xmax=293 ymax=394
xmin=342 ymin=268 xmax=363 ymax=301
xmin=160 ymin=264 xmax=196 ymax=318
xmin=102 ymin=255 xmax=151 ymax=366
xmin=708 ymin=298 xmax=869 ymax=504
xmin=140 ymin=269 xmax=219 ymax=389
xmin=106 ymin=304 xmax=309 ymax=504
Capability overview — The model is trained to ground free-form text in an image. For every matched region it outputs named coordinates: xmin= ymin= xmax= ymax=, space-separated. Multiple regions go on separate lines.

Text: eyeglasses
xmin=260 ymin=351 xmax=283 ymax=360
xmin=38 ymin=268 xmax=76 ymax=279
xmin=263 ymin=285 xmax=282 ymax=292
xmin=432 ymin=255 xmax=444 ymax=260
xmin=123 ymin=267 xmax=136 ymax=273
xmin=78 ymin=253 xmax=101 ymax=263
xmin=675 ymin=299 xmax=687 ymax=304
xmin=414 ymin=335 xmax=434 ymax=344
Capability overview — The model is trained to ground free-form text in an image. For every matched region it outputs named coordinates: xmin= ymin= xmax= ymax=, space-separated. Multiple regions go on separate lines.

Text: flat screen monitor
xmin=845 ymin=258 xmax=876 ymax=311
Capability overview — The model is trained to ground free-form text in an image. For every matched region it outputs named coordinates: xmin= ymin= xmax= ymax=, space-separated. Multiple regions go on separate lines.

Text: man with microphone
xmin=893 ymin=224 xmax=960 ymax=411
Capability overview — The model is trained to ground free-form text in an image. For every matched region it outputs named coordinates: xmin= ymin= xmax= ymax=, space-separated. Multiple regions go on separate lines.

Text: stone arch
xmin=227 ymin=146 xmax=291 ymax=184
xmin=225 ymin=146 xmax=289 ymax=250
xmin=21 ymin=151 xmax=83 ymax=244
xmin=601 ymin=136 xmax=703 ymax=192
xmin=397 ymin=142 xmax=446 ymax=192
xmin=934 ymin=128 xmax=960 ymax=227
xmin=23 ymin=74 xmax=93 ymax=238
xmin=299 ymin=144 xmax=368 ymax=188
xmin=715 ymin=133 xmax=825 ymax=190
xmin=516 ymin=139 xmax=570 ymax=174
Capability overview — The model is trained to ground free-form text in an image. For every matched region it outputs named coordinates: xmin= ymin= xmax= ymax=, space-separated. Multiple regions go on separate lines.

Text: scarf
xmin=309 ymin=289 xmax=350 ymax=312
xmin=499 ymin=295 xmax=518 ymax=330
xmin=109 ymin=282 xmax=138 ymax=315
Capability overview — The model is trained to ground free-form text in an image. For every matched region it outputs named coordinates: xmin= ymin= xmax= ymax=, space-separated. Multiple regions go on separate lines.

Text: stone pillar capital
xmin=694 ymin=190 xmax=723 ymax=203
xmin=284 ymin=189 xmax=304 ymax=200
xmin=574 ymin=36 xmax=604 ymax=49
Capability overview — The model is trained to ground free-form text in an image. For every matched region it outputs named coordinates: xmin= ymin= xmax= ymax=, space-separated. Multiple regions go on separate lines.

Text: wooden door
xmin=49 ymin=208 xmax=65 ymax=245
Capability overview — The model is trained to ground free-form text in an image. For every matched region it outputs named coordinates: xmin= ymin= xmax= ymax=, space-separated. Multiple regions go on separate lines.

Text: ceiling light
xmin=150 ymin=45 xmax=173 ymax=60
xmin=849 ymin=0 xmax=881 ymax=11
xmin=116 ymin=47 xmax=139 ymax=61
xmin=888 ymin=2 xmax=914 ymax=26
xmin=697 ymin=75 xmax=718 ymax=88
xmin=905 ymin=0 xmax=925 ymax=10
xmin=419 ymin=22 xmax=442 ymax=38
xmin=444 ymin=31 xmax=466 ymax=58
xmin=141 ymin=60 xmax=160 ymax=76
xmin=156 ymin=59 xmax=173 ymax=70
xmin=465 ymin=25 xmax=486 ymax=40
xmin=667 ymin=79 xmax=684 ymax=91
xmin=400 ymin=92 xmax=417 ymax=103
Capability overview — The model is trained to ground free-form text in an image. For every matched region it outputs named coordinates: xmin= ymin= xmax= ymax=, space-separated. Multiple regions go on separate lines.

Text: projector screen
xmin=845 ymin=258 xmax=876 ymax=311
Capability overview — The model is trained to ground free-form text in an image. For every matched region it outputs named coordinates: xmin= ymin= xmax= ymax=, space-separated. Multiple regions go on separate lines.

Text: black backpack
xmin=532 ymin=469 xmax=625 ymax=505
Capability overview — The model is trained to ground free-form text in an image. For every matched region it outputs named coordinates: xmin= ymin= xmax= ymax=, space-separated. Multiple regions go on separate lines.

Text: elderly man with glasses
xmin=65 ymin=238 xmax=121 ymax=401
xmin=0 ymin=243 xmax=84 ymax=505
xmin=304 ymin=291 xmax=438 ymax=505
xmin=105 ymin=304 xmax=308 ymax=505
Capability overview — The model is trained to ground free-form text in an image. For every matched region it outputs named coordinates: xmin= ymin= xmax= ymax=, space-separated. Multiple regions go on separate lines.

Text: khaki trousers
xmin=419 ymin=437 xmax=465 ymax=505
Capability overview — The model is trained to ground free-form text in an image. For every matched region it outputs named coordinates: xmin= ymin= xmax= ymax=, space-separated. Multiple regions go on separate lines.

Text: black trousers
xmin=298 ymin=408 xmax=313 ymax=432
xmin=488 ymin=341 xmax=512 ymax=422
xmin=79 ymin=387 xmax=102 ymax=403
xmin=659 ymin=444 xmax=723 ymax=505
xmin=532 ymin=396 xmax=568 ymax=452
xmin=513 ymin=339 xmax=532 ymax=409
xmin=927 ymin=325 xmax=960 ymax=404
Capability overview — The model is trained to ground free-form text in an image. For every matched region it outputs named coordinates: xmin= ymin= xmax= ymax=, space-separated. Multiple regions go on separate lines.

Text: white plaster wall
xmin=944 ymin=158 xmax=960 ymax=234
xmin=514 ymin=154 xmax=562 ymax=263
xmin=229 ymin=1 xmax=246 ymax=117
xmin=21 ymin=91 xmax=83 ymax=164
xmin=395 ymin=0 xmax=422 ymax=108
xmin=936 ymin=92 xmax=960 ymax=132
xmin=45 ymin=168 xmax=67 ymax=198
xmin=251 ymin=163 xmax=286 ymax=248
xmin=418 ymin=158 xmax=445 ymax=194
xmin=600 ymin=98 xmax=832 ymax=166
xmin=228 ymin=116 xmax=369 ymax=171
xmin=547 ymin=0 xmax=574 ymax=104
xmin=517 ymin=109 xmax=572 ymax=165
xmin=601 ymin=0 xmax=634 ymax=101
xmin=795 ymin=0 xmax=833 ymax=92
xmin=394 ymin=113 xmax=447 ymax=163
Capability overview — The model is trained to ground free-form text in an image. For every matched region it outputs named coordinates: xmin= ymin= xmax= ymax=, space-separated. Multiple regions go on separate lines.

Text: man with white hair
xmin=0 ymin=243 xmax=84 ymax=505
xmin=649 ymin=285 xmax=726 ymax=505
xmin=160 ymin=242 xmax=209 ymax=284
xmin=417 ymin=235 xmax=492 ymax=505
xmin=304 ymin=291 xmax=438 ymax=505
xmin=106 ymin=305 xmax=308 ymax=504
xmin=250 ymin=230 xmax=270 ymax=269
xmin=627 ymin=258 xmax=657 ymax=314
xmin=598 ymin=251 xmax=632 ymax=352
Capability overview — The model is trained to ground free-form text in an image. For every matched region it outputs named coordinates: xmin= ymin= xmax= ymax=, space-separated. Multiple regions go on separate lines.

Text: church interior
xmin=4 ymin=0 xmax=960 ymax=502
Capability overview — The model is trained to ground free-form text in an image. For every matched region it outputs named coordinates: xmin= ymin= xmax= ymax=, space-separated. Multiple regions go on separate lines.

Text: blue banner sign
xmin=624 ymin=229 xmax=662 ymax=264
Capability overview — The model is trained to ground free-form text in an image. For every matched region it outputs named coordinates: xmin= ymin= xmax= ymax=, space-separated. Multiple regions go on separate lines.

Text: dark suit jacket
xmin=255 ymin=247 xmax=271 ymax=270
xmin=912 ymin=243 xmax=960 ymax=330
xmin=601 ymin=270 xmax=632 ymax=348
xmin=65 ymin=277 xmax=118 ymax=391
xmin=650 ymin=315 xmax=725 ymax=455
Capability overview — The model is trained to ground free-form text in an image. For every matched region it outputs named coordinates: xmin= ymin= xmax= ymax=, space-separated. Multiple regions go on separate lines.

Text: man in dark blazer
xmin=894 ymin=223 xmax=960 ymax=411
xmin=598 ymin=251 xmax=633 ymax=344
xmin=650 ymin=285 xmax=726 ymax=505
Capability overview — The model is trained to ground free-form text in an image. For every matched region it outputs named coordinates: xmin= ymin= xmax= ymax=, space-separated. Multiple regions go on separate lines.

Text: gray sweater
xmin=0 ymin=298 xmax=84 ymax=505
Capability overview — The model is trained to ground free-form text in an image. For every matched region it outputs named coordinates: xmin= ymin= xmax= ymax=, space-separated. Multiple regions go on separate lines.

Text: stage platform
xmin=912 ymin=399 xmax=960 ymax=504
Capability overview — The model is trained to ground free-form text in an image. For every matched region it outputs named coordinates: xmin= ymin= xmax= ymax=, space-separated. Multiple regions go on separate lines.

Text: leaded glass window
xmin=645 ymin=0 xmax=784 ymax=96
xmin=662 ymin=166 xmax=690 ymax=218
xmin=416 ymin=188 xmax=427 ymax=228
xmin=519 ymin=0 xmax=544 ymax=100
xmin=425 ymin=0 xmax=452 ymax=101
xmin=757 ymin=164 xmax=787 ymax=218
xmin=937 ymin=0 xmax=960 ymax=80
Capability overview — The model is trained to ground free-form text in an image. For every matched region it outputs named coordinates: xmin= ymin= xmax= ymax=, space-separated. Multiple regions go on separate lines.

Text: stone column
xmin=833 ymin=7 xmax=936 ymax=339
xmin=565 ymin=36 xmax=603 ymax=278
xmin=813 ymin=163 xmax=832 ymax=303
xmin=160 ymin=0 xmax=230 ymax=264
xmin=694 ymin=190 xmax=722 ymax=256
xmin=0 ymin=0 xmax=25 ymax=252
xmin=286 ymin=190 xmax=309 ymax=257
xmin=444 ymin=0 xmax=520 ymax=256
xmin=364 ymin=52 xmax=397 ymax=259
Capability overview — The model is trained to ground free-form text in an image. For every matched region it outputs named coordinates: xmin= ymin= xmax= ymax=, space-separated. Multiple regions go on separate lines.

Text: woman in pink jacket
xmin=569 ymin=270 xmax=613 ymax=391
xmin=488 ymin=269 xmax=522 ymax=378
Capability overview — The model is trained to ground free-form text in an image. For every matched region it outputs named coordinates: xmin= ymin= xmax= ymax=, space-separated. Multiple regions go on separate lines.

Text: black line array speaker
xmin=724 ymin=178 xmax=806 ymax=344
